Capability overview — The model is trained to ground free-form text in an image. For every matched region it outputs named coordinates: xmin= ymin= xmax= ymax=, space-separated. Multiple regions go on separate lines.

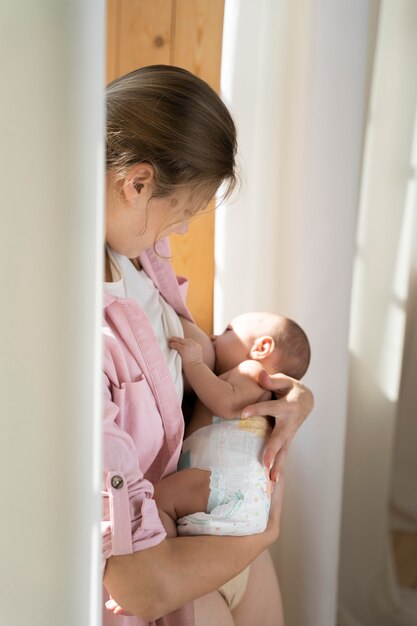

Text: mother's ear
xmin=249 ymin=336 xmax=275 ymax=361
xmin=122 ymin=163 xmax=155 ymax=203
xmin=133 ymin=180 xmax=144 ymax=194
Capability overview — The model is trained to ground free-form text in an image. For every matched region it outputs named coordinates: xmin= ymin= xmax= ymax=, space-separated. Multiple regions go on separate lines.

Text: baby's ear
xmin=249 ymin=336 xmax=275 ymax=361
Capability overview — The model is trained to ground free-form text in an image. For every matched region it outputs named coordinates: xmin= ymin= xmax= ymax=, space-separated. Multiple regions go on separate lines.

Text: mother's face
xmin=105 ymin=165 xmax=211 ymax=258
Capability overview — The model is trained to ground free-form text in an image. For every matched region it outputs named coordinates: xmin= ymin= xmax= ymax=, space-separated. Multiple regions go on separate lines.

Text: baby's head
xmin=212 ymin=312 xmax=310 ymax=379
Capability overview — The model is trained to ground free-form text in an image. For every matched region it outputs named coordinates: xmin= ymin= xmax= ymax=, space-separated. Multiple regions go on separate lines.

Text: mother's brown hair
xmin=106 ymin=65 xmax=237 ymax=203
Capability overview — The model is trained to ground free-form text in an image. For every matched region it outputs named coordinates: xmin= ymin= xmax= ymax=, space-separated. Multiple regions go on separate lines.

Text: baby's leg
xmin=153 ymin=468 xmax=211 ymax=534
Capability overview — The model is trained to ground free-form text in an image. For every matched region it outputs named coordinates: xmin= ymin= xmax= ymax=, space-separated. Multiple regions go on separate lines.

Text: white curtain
xmin=217 ymin=1 xmax=417 ymax=625
xmin=391 ymin=254 xmax=417 ymax=532
xmin=339 ymin=1 xmax=417 ymax=624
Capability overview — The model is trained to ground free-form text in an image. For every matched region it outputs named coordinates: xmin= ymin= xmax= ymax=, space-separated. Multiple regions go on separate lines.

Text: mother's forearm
xmin=104 ymin=531 xmax=270 ymax=621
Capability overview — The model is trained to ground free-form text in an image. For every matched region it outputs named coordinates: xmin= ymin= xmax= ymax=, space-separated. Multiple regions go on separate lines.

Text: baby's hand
xmin=169 ymin=336 xmax=203 ymax=366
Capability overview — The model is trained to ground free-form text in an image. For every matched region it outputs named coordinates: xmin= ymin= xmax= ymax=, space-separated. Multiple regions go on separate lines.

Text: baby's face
xmin=211 ymin=312 xmax=274 ymax=375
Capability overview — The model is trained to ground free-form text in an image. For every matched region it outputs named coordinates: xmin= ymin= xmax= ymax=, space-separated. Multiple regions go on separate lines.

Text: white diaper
xmin=177 ymin=416 xmax=273 ymax=536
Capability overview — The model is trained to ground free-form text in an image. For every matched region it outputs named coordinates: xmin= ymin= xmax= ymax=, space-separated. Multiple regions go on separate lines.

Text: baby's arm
xmin=178 ymin=317 xmax=215 ymax=394
xmin=169 ymin=337 xmax=271 ymax=419
xmin=179 ymin=317 xmax=215 ymax=366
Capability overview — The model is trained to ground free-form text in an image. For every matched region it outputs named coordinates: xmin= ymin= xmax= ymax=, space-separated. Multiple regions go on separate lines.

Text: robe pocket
xmin=110 ymin=379 xmax=164 ymax=475
xmin=111 ymin=377 xmax=156 ymax=423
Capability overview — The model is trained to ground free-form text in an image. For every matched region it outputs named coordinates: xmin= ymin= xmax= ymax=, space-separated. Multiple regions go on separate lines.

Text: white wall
xmin=0 ymin=3 xmax=104 ymax=625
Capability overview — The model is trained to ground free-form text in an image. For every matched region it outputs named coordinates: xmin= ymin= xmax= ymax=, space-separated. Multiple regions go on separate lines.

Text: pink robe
xmin=102 ymin=239 xmax=194 ymax=626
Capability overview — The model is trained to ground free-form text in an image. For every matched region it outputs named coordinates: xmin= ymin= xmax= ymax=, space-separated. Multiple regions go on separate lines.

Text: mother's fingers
xmin=258 ymin=370 xmax=297 ymax=392
xmin=266 ymin=474 xmax=285 ymax=541
xmin=242 ymin=397 xmax=297 ymax=420
xmin=263 ymin=424 xmax=292 ymax=480
xmin=270 ymin=444 xmax=289 ymax=482
xmin=243 ymin=373 xmax=314 ymax=421
xmin=263 ymin=431 xmax=285 ymax=471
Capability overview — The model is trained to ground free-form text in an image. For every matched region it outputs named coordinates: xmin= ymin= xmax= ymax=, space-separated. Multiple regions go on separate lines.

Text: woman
xmin=102 ymin=65 xmax=313 ymax=626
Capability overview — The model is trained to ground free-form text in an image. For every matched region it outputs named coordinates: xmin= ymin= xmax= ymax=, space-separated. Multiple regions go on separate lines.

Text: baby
xmin=154 ymin=312 xmax=310 ymax=538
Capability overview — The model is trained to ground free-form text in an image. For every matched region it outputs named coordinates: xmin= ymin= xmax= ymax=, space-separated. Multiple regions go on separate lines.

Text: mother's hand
xmin=265 ymin=473 xmax=285 ymax=543
xmin=242 ymin=371 xmax=314 ymax=482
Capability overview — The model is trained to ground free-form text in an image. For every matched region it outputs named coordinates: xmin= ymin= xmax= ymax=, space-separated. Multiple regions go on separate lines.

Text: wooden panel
xmin=169 ymin=0 xmax=225 ymax=334
xmin=106 ymin=0 xmax=119 ymax=83
xmin=106 ymin=0 xmax=225 ymax=334
xmin=171 ymin=0 xmax=225 ymax=90
xmin=170 ymin=209 xmax=215 ymax=333
xmin=118 ymin=0 xmax=172 ymax=74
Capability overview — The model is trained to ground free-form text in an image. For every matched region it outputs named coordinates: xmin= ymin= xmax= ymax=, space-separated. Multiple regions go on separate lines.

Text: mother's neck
xmin=104 ymin=248 xmax=143 ymax=282
xmin=104 ymin=249 xmax=113 ymax=282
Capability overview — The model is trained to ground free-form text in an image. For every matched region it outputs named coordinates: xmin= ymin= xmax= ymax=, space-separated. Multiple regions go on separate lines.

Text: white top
xmin=104 ymin=246 xmax=184 ymax=401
